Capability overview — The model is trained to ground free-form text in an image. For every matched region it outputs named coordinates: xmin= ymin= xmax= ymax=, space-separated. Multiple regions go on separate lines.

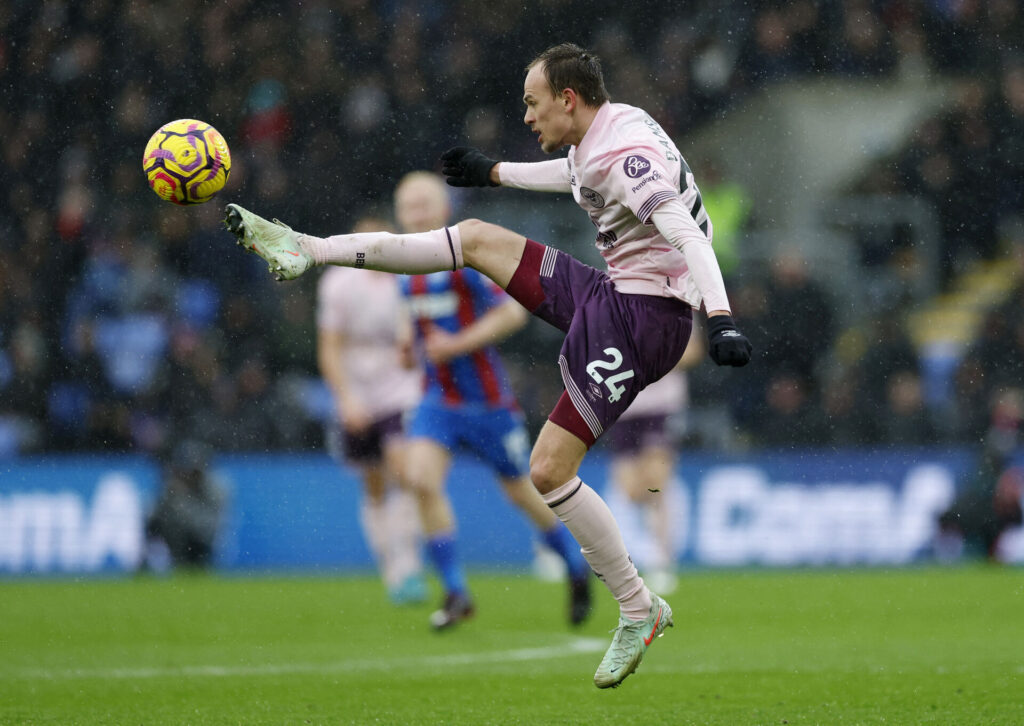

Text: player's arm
xmin=317 ymin=327 xmax=373 ymax=431
xmin=395 ymin=304 xmax=418 ymax=369
xmin=495 ymin=159 xmax=572 ymax=192
xmin=650 ymin=200 xmax=752 ymax=367
xmin=440 ymin=147 xmax=571 ymax=192
xmin=423 ymin=299 xmax=528 ymax=364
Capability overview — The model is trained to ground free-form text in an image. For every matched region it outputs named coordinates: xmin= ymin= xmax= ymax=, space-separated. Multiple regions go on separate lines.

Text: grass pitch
xmin=1 ymin=567 xmax=1021 ymax=725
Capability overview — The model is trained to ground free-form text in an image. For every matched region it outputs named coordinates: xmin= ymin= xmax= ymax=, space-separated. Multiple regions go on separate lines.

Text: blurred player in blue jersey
xmin=394 ymin=172 xmax=592 ymax=630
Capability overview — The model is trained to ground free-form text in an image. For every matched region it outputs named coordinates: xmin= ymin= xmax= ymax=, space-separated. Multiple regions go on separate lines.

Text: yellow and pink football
xmin=143 ymin=119 xmax=231 ymax=205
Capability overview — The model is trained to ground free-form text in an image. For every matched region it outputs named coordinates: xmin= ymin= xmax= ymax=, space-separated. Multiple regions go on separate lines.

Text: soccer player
xmin=392 ymin=171 xmax=592 ymax=630
xmin=225 ymin=42 xmax=751 ymax=688
xmin=317 ymin=215 xmax=427 ymax=605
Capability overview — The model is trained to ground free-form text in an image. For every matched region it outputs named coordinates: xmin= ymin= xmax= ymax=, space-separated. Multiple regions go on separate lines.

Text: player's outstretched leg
xmin=593 ymin=591 xmax=674 ymax=689
xmin=224 ymin=204 xmax=314 ymax=281
xmin=226 ymin=203 xmax=470 ymax=279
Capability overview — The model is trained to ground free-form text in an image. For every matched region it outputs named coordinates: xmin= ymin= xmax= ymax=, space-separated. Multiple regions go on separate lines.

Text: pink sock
xmin=543 ymin=477 xmax=652 ymax=621
xmin=299 ymin=226 xmax=464 ymax=273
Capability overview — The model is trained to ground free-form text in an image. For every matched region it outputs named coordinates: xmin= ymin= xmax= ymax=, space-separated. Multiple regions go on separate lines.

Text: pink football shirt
xmin=317 ymin=267 xmax=422 ymax=420
xmin=568 ymin=102 xmax=713 ymax=307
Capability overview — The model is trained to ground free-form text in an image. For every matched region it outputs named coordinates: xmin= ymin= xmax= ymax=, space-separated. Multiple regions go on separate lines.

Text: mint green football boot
xmin=224 ymin=203 xmax=314 ymax=281
xmin=593 ymin=592 xmax=673 ymax=688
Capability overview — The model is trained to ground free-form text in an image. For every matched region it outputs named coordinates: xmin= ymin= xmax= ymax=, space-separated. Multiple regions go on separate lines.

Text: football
xmin=142 ymin=119 xmax=231 ymax=205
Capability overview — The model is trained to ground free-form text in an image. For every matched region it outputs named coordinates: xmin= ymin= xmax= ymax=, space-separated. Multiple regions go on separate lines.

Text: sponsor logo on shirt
xmin=579 ymin=186 xmax=605 ymax=208
xmin=407 ymin=291 xmax=459 ymax=319
xmin=623 ymin=154 xmax=651 ymax=179
xmin=630 ymin=171 xmax=661 ymax=193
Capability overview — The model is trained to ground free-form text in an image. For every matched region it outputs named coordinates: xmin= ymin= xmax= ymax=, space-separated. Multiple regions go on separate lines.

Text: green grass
xmin=1 ymin=567 xmax=1022 ymax=725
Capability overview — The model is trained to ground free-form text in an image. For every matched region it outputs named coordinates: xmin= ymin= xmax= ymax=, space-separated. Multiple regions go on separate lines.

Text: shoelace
xmin=603 ymin=620 xmax=644 ymax=669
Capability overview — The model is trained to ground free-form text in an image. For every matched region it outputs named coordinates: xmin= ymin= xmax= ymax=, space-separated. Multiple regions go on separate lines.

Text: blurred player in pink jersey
xmin=604 ymin=328 xmax=706 ymax=596
xmin=226 ymin=42 xmax=750 ymax=688
xmin=317 ymin=216 xmax=425 ymax=605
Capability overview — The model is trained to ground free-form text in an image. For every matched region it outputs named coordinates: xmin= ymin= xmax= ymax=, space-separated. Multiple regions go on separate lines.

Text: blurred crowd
xmin=1 ymin=0 xmax=1023 ymax=459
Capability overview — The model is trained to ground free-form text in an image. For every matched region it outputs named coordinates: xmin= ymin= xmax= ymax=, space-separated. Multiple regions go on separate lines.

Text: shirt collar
xmin=573 ymin=102 xmax=612 ymax=163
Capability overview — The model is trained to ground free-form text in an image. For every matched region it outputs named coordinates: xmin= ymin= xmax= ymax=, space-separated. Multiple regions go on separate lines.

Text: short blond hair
xmin=395 ymin=170 xmax=448 ymax=199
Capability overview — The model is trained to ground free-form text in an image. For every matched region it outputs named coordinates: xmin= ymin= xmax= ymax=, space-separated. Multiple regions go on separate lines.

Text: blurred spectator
xmin=754 ymin=372 xmax=827 ymax=448
xmin=697 ymin=155 xmax=751 ymax=280
xmin=759 ymin=249 xmax=835 ymax=382
xmin=817 ymin=368 xmax=878 ymax=448
xmin=0 ymin=0 xmax=1020 ymax=456
xmin=143 ymin=439 xmax=227 ymax=570
xmin=936 ymin=388 xmax=1024 ymax=561
xmin=830 ymin=0 xmax=897 ymax=77
xmin=877 ymin=370 xmax=939 ymax=446
xmin=736 ymin=7 xmax=808 ymax=87
xmin=856 ymin=313 xmax=920 ymax=404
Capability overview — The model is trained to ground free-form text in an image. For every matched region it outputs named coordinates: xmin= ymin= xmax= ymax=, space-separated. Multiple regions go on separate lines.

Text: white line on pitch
xmin=13 ymin=637 xmax=608 ymax=681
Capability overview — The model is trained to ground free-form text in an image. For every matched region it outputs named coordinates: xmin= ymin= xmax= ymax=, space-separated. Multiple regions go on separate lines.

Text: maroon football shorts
xmin=505 ymin=240 xmax=692 ymax=447
xmin=341 ymin=411 xmax=405 ymax=464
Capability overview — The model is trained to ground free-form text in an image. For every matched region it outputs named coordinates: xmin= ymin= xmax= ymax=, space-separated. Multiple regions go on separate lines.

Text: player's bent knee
xmin=454 ymin=218 xmax=486 ymax=251
xmin=529 ymin=455 xmax=572 ymax=496
xmin=456 ymin=218 xmax=516 ymax=252
xmin=404 ymin=471 xmax=440 ymax=500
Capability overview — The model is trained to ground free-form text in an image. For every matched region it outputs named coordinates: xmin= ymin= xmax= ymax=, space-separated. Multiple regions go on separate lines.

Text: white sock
xmin=387 ymin=488 xmax=423 ymax=583
xmin=644 ymin=501 xmax=673 ymax=572
xmin=299 ymin=226 xmax=464 ymax=273
xmin=543 ymin=477 xmax=652 ymax=621
xmin=358 ymin=498 xmax=394 ymax=587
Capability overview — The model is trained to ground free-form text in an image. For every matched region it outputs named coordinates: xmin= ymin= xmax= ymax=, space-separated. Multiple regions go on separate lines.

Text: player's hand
xmin=341 ymin=400 xmax=374 ymax=434
xmin=398 ymin=339 xmax=418 ymax=369
xmin=706 ymin=314 xmax=752 ymax=367
xmin=423 ymin=324 xmax=463 ymax=364
xmin=441 ymin=147 xmax=500 ymax=187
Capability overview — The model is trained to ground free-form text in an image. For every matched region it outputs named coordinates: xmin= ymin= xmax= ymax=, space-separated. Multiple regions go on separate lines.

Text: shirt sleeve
xmin=651 ymin=199 xmax=732 ymax=313
xmin=609 ymin=150 xmax=681 ymax=224
xmin=498 ymin=159 xmax=572 ymax=192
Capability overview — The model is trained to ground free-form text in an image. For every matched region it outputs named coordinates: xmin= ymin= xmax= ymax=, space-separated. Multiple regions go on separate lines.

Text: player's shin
xmin=543 ymin=477 xmax=652 ymax=621
xmin=300 ymin=226 xmax=464 ymax=273
xmin=358 ymin=497 xmax=393 ymax=585
xmin=387 ymin=488 xmax=424 ymax=582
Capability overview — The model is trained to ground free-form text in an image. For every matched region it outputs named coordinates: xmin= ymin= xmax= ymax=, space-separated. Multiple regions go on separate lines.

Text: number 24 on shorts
xmin=586 ymin=348 xmax=634 ymax=403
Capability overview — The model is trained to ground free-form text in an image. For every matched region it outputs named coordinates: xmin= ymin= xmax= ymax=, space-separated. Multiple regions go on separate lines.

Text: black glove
xmin=441 ymin=147 xmax=500 ymax=187
xmin=706 ymin=314 xmax=752 ymax=367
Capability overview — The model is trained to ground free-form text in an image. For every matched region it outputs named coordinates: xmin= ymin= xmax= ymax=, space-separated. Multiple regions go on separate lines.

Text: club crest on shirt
xmin=579 ymin=186 xmax=605 ymax=208
xmin=623 ymin=155 xmax=651 ymax=179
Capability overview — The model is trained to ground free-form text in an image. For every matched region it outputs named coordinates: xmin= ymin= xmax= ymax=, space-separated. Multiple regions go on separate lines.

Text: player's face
xmin=523 ymin=63 xmax=573 ymax=153
xmin=395 ymin=177 xmax=450 ymax=233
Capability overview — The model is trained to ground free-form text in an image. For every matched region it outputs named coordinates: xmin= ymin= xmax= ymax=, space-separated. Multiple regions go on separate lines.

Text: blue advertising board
xmin=2 ymin=448 xmax=1021 ymax=575
xmin=0 ymin=456 xmax=160 ymax=573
